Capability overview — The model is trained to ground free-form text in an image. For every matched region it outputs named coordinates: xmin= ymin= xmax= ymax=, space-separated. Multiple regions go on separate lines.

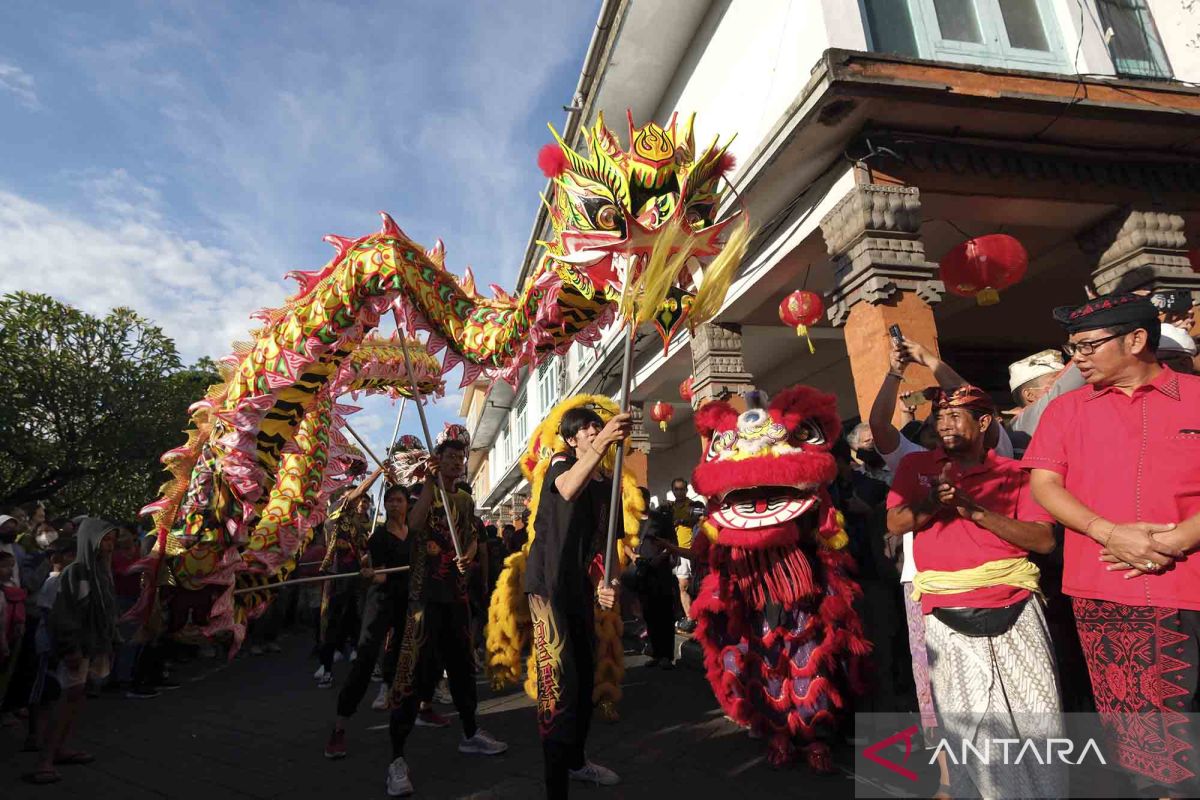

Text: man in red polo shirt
xmin=888 ymin=384 xmax=1060 ymax=799
xmin=1024 ymin=292 xmax=1200 ymax=796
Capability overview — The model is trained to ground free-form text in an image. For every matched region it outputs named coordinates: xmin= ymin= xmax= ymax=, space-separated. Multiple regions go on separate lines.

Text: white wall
xmin=655 ymin=0 xmax=839 ymax=179
xmin=1149 ymin=0 xmax=1200 ymax=83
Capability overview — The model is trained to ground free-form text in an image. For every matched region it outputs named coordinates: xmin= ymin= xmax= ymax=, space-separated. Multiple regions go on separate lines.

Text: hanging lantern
xmin=679 ymin=376 xmax=694 ymax=404
xmin=650 ymin=401 xmax=675 ymax=431
xmin=778 ymin=290 xmax=825 ymax=353
xmin=939 ymin=234 xmax=1027 ymax=306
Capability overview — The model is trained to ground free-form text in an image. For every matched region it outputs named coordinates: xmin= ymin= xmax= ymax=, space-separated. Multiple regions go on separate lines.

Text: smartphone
xmin=888 ymin=324 xmax=904 ymax=346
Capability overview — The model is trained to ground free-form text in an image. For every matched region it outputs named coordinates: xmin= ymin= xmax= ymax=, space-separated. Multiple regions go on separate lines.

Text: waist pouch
xmin=931 ymin=596 xmax=1028 ymax=638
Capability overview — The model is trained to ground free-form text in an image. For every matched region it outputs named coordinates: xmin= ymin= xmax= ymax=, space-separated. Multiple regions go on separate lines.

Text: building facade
xmin=468 ymin=0 xmax=1200 ymax=516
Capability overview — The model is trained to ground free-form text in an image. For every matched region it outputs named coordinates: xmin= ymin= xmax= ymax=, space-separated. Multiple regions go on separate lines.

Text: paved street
xmin=0 ymin=632 xmax=866 ymax=799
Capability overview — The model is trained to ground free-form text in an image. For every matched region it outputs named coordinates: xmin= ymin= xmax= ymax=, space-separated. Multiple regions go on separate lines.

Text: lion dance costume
xmin=140 ymin=110 xmax=746 ymax=657
xmin=689 ymin=387 xmax=869 ymax=771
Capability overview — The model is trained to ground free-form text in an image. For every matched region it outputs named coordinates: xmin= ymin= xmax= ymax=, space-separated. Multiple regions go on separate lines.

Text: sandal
xmin=24 ymin=769 xmax=62 ymax=784
xmin=53 ymin=751 xmax=95 ymax=765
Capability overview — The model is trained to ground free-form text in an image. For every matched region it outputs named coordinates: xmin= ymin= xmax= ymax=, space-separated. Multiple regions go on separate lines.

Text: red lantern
xmin=939 ymin=234 xmax=1027 ymax=306
xmin=679 ymin=376 xmax=694 ymax=404
xmin=649 ymin=401 xmax=674 ymax=431
xmin=778 ymin=290 xmax=825 ymax=353
xmin=1188 ymin=247 xmax=1200 ymax=272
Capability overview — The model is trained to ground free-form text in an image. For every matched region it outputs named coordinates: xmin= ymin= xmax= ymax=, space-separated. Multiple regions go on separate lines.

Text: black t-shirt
xmin=368 ymin=526 xmax=411 ymax=599
xmin=524 ymin=454 xmax=612 ymax=609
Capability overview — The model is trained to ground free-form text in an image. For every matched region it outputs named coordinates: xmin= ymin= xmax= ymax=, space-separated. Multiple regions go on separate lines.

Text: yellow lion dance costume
xmin=486 ymin=394 xmax=643 ymax=720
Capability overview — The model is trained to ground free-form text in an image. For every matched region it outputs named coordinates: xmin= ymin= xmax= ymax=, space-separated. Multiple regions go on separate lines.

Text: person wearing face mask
xmin=847 ymin=423 xmax=889 ymax=483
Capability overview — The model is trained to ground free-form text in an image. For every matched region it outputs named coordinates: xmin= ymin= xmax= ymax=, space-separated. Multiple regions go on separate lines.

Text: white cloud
xmin=0 ymin=175 xmax=279 ymax=362
xmin=0 ymin=61 xmax=40 ymax=110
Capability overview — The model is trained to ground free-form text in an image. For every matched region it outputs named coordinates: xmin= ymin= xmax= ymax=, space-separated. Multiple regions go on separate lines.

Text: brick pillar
xmin=819 ymin=184 xmax=944 ymax=423
xmin=626 ymin=401 xmax=650 ymax=488
xmin=1077 ymin=207 xmax=1199 ymax=297
xmin=689 ymin=322 xmax=755 ymax=412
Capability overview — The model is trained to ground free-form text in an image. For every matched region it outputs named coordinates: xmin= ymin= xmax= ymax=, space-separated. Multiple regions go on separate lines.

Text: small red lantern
xmin=779 ymin=290 xmax=825 ymax=353
xmin=939 ymin=234 xmax=1027 ymax=306
xmin=649 ymin=401 xmax=674 ymax=431
xmin=679 ymin=376 xmax=694 ymax=404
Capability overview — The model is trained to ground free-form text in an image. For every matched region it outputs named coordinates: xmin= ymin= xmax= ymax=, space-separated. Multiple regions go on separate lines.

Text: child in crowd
xmin=0 ymin=551 xmax=28 ymax=699
xmin=30 ymin=519 xmax=119 ymax=785
xmin=24 ymin=538 xmax=75 ymax=753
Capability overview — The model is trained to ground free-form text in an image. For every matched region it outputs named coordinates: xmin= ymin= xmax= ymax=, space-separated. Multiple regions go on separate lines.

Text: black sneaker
xmin=156 ymin=679 xmax=183 ymax=691
xmin=126 ymin=686 xmax=160 ymax=699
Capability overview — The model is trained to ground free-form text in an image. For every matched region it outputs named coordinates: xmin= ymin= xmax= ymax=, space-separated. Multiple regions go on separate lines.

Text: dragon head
xmin=691 ymin=386 xmax=843 ymax=549
xmin=539 ymin=111 xmax=746 ymax=345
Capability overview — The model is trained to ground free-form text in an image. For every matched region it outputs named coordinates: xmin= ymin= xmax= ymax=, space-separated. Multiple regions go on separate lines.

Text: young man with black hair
xmin=525 ymin=406 xmax=630 ymax=798
xmin=385 ymin=434 xmax=505 ymax=796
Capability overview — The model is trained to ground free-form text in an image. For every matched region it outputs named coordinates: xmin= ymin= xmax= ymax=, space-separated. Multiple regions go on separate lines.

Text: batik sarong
xmin=1073 ymin=598 xmax=1200 ymax=795
xmin=925 ymin=598 xmax=1064 ymax=798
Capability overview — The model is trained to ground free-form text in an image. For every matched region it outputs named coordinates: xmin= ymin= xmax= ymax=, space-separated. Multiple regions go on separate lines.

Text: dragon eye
xmin=596 ymin=205 xmax=618 ymax=230
xmin=796 ymin=420 xmax=826 ymax=446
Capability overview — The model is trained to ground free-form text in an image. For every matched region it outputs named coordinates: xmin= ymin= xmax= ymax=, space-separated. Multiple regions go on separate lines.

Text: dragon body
xmin=689 ymin=388 xmax=869 ymax=771
xmin=144 ymin=111 xmax=744 ymax=648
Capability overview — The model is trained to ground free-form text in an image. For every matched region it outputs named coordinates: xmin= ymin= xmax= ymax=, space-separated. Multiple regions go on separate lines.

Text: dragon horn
xmin=322 ymin=234 xmax=355 ymax=260
xmin=378 ymin=211 xmax=403 ymax=238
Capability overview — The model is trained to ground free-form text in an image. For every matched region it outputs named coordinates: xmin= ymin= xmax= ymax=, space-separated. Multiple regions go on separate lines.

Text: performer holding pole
xmin=525 ymin=402 xmax=631 ymax=798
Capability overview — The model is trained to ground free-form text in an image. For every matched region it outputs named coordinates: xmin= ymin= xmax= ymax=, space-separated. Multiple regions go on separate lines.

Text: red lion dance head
xmin=687 ymin=386 xmax=866 ymax=771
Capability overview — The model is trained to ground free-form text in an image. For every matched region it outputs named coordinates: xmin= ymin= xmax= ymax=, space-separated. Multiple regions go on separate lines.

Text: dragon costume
xmin=142 ymin=111 xmax=744 ymax=647
xmin=485 ymin=395 xmax=643 ymax=721
xmin=689 ymin=387 xmax=869 ymax=772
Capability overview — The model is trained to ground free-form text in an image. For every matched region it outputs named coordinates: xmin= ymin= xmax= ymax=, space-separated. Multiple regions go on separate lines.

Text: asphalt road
xmin=0 ymin=631 xmax=863 ymax=799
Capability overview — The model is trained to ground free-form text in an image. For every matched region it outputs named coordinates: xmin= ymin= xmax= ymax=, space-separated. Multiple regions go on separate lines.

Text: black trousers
xmin=388 ymin=599 xmax=477 ymax=758
xmin=529 ymin=594 xmax=594 ymax=800
xmin=639 ymin=575 xmax=676 ymax=662
xmin=336 ymin=585 xmax=407 ymax=718
xmin=318 ymin=583 xmax=361 ymax=671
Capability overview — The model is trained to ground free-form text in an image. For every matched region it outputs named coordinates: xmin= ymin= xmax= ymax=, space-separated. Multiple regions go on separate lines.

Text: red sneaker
xmin=416 ymin=708 xmax=451 ymax=728
xmin=324 ymin=727 xmax=347 ymax=759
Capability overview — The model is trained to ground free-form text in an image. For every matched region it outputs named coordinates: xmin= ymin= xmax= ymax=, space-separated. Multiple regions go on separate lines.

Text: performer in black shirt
xmin=324 ymin=483 xmax=412 ymax=759
xmin=385 ymin=427 xmax=507 ymax=797
xmin=525 ymin=406 xmax=630 ymax=798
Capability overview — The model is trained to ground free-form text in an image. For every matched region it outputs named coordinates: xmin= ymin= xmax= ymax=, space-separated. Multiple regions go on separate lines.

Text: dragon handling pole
xmin=395 ymin=328 xmax=463 ymax=559
xmin=602 ymin=324 xmax=635 ymax=585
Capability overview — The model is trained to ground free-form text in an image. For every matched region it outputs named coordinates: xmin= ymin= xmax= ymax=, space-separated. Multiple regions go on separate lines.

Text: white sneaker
xmin=386 ymin=757 xmax=414 ymax=797
xmin=349 ymin=649 xmax=358 ymax=662
xmin=313 ymin=665 xmax=327 ymax=680
xmin=569 ymin=761 xmax=620 ymax=786
xmin=372 ymin=684 xmax=389 ymax=710
xmin=433 ymin=680 xmax=453 ymax=705
xmin=458 ymin=728 xmax=508 ymax=755
xmin=318 ymin=673 xmax=333 ymax=689
xmin=333 ymin=650 xmax=345 ymax=664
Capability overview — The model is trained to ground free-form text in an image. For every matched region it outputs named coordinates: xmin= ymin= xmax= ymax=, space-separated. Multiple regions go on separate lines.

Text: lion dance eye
xmin=796 ymin=420 xmax=826 ymax=446
xmin=595 ymin=204 xmax=619 ymax=230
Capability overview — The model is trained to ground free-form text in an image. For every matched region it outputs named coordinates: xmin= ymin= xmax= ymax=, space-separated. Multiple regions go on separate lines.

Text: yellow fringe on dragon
xmin=486 ymin=394 xmax=644 ymax=721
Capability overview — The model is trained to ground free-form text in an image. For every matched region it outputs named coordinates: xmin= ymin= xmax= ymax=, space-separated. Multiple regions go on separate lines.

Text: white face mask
xmin=36 ymin=531 xmax=58 ymax=549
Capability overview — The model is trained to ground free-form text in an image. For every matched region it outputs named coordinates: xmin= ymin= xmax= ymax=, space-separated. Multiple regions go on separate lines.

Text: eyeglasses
xmin=1062 ymin=332 xmax=1125 ymax=358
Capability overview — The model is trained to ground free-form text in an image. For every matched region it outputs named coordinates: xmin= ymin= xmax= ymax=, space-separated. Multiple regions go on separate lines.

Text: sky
xmin=0 ymin=0 xmax=599 ymax=449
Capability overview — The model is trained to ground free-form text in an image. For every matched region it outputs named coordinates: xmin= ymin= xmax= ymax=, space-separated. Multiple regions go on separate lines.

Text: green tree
xmin=0 ymin=292 xmax=220 ymax=521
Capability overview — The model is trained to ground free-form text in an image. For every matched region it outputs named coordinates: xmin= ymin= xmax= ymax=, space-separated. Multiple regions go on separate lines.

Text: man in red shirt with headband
xmin=888 ymin=383 xmax=1060 ymax=799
